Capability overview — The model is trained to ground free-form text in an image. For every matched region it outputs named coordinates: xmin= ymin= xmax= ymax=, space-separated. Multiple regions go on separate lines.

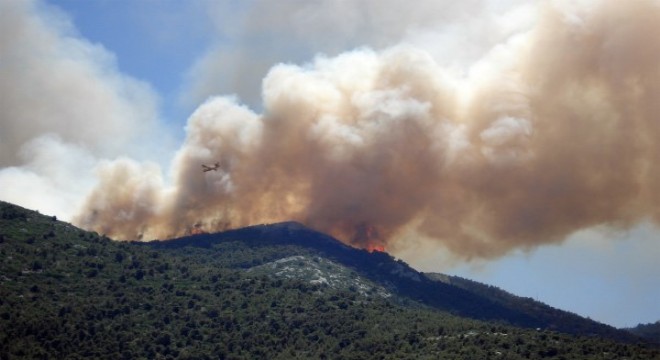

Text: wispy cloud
xmin=0 ymin=0 xmax=167 ymax=217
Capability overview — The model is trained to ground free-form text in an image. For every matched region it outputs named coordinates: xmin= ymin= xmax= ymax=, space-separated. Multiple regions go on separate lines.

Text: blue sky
xmin=50 ymin=0 xmax=212 ymax=128
xmin=1 ymin=0 xmax=658 ymax=328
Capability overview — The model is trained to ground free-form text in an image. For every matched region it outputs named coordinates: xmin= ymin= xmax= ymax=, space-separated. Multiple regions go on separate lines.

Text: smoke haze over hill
xmin=71 ymin=1 xmax=660 ymax=260
xmin=1 ymin=0 xmax=660 ymax=263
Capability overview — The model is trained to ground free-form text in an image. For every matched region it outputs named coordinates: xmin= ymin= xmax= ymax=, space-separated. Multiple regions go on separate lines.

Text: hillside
xmin=1 ymin=201 xmax=658 ymax=359
xmin=144 ymin=222 xmax=638 ymax=342
xmin=426 ymin=273 xmax=634 ymax=341
xmin=627 ymin=322 xmax=660 ymax=345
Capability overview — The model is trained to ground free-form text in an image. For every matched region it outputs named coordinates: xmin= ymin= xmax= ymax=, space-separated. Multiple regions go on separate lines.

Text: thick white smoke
xmin=183 ymin=0 xmax=533 ymax=108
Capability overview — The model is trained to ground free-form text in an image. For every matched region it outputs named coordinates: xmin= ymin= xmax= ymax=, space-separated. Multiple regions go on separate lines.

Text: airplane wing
xmin=202 ymin=162 xmax=221 ymax=172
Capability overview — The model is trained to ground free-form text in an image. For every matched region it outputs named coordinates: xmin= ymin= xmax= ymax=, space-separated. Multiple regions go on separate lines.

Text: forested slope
xmin=0 ymin=201 xmax=657 ymax=359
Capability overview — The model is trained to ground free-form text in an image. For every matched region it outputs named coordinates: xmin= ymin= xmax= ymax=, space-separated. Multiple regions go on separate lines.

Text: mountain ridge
xmin=1 ymin=200 xmax=657 ymax=359
xmin=141 ymin=221 xmax=638 ymax=342
xmin=627 ymin=321 xmax=660 ymax=345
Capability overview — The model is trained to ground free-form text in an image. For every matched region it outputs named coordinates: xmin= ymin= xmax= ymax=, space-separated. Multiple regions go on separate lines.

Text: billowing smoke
xmin=74 ymin=0 xmax=660 ymax=259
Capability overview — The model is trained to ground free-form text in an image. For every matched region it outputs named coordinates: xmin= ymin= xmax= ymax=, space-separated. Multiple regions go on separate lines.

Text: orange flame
xmin=353 ymin=222 xmax=386 ymax=253
xmin=190 ymin=224 xmax=208 ymax=235
xmin=367 ymin=244 xmax=386 ymax=253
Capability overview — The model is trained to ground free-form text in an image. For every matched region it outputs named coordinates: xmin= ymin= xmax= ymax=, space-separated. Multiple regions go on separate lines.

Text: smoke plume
xmin=73 ymin=0 xmax=660 ymax=260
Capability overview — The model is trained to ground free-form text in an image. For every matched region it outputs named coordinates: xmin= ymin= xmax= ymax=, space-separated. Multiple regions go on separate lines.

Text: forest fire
xmin=352 ymin=222 xmax=386 ymax=253
xmin=367 ymin=244 xmax=386 ymax=253
xmin=190 ymin=225 xmax=208 ymax=235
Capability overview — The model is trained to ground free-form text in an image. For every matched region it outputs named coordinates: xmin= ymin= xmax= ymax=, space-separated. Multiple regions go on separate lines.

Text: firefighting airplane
xmin=201 ymin=162 xmax=220 ymax=172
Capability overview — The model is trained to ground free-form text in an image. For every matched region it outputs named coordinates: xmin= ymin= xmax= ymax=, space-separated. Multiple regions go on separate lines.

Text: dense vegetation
xmin=1 ymin=201 xmax=658 ymax=359
xmin=426 ymin=273 xmax=639 ymax=342
xmin=628 ymin=322 xmax=660 ymax=345
xmin=147 ymin=222 xmax=640 ymax=342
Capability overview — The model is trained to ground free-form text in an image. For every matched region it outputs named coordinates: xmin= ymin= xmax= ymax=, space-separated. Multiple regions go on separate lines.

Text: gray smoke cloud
xmin=75 ymin=0 xmax=660 ymax=260
xmin=182 ymin=0 xmax=532 ymax=109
